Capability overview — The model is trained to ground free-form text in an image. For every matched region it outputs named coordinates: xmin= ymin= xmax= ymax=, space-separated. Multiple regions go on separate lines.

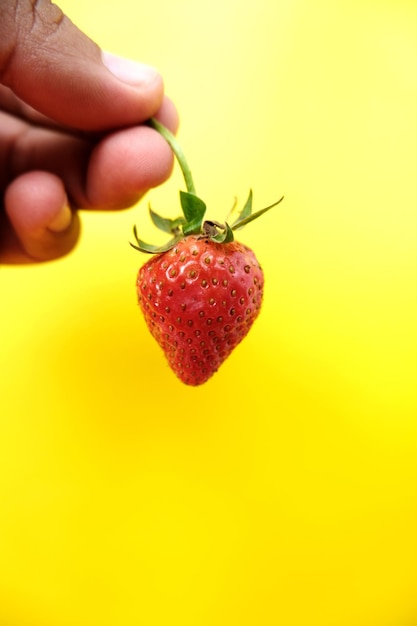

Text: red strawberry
xmin=137 ymin=236 xmax=264 ymax=385
xmin=131 ymin=118 xmax=283 ymax=386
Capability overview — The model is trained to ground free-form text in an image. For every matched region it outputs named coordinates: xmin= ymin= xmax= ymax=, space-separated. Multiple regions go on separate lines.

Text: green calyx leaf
xmin=229 ymin=189 xmax=253 ymax=226
xmin=149 ymin=205 xmax=185 ymax=235
xmin=180 ymin=191 xmax=207 ymax=235
xmin=129 ymin=225 xmax=182 ymax=254
xmin=230 ymin=190 xmax=284 ymax=230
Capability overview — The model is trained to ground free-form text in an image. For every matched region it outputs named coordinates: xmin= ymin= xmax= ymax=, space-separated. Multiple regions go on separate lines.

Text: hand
xmin=0 ymin=0 xmax=178 ymax=263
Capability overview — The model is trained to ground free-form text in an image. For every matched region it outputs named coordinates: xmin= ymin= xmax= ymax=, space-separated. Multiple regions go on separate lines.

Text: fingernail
xmin=47 ymin=204 xmax=72 ymax=233
xmin=102 ymin=51 xmax=160 ymax=86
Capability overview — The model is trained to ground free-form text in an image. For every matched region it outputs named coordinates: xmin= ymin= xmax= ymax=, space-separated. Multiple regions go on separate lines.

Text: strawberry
xmin=137 ymin=236 xmax=263 ymax=385
xmin=131 ymin=118 xmax=283 ymax=386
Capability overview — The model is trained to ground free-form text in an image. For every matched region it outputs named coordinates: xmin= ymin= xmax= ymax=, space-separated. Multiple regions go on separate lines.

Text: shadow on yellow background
xmin=2 ymin=1 xmax=417 ymax=624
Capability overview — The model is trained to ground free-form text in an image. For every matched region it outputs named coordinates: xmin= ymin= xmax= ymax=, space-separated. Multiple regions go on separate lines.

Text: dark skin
xmin=0 ymin=0 xmax=178 ymax=263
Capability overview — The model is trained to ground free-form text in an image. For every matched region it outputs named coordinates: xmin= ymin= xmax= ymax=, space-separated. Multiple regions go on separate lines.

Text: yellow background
xmin=2 ymin=0 xmax=417 ymax=624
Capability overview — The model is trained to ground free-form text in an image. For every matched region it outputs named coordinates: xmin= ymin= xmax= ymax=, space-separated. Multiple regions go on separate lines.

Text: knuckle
xmin=0 ymin=0 xmax=66 ymax=84
xmin=0 ymin=0 xmax=19 ymax=83
xmin=28 ymin=0 xmax=66 ymax=36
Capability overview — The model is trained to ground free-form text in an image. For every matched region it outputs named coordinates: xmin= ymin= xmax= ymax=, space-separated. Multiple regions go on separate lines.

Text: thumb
xmin=0 ymin=0 xmax=164 ymax=131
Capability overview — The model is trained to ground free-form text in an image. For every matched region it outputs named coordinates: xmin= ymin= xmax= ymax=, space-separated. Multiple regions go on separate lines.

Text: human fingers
xmin=3 ymin=171 xmax=80 ymax=261
xmin=0 ymin=98 xmax=178 ymax=261
xmin=0 ymin=97 xmax=178 ymax=210
xmin=0 ymin=0 xmax=165 ymax=131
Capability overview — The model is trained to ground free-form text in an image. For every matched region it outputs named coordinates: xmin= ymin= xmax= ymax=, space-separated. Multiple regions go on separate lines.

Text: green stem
xmin=147 ymin=118 xmax=196 ymax=195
